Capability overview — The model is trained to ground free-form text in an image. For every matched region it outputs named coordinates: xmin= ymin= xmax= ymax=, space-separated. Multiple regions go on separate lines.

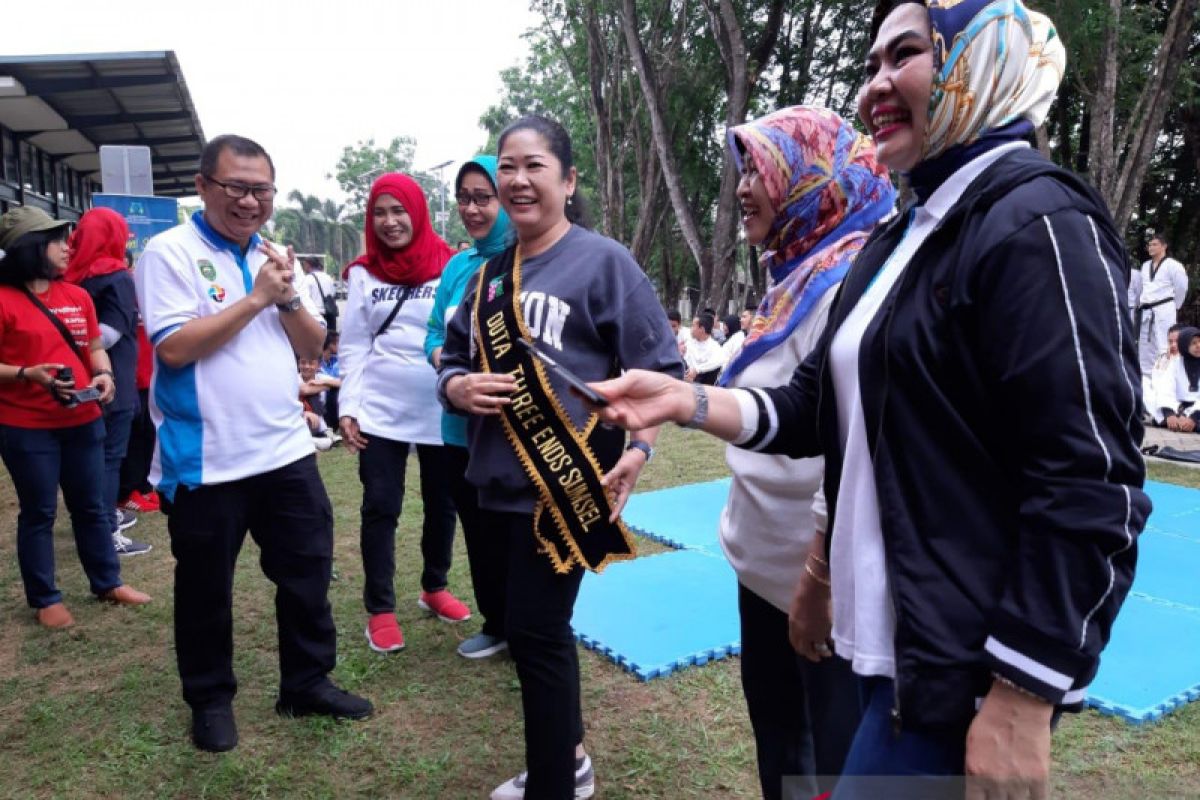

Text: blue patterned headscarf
xmin=909 ymin=0 xmax=1066 ymax=198
xmin=720 ymin=106 xmax=895 ymax=386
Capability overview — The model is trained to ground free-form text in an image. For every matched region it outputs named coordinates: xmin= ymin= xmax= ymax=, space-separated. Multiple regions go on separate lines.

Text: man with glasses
xmin=134 ymin=134 xmax=372 ymax=754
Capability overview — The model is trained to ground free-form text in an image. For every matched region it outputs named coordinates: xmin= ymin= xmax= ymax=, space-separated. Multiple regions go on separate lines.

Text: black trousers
xmin=118 ymin=388 xmax=156 ymax=498
xmin=322 ymin=387 xmax=340 ymax=431
xmin=162 ymin=454 xmax=337 ymax=710
xmin=738 ymin=583 xmax=862 ymax=799
xmin=495 ymin=511 xmax=585 ymax=799
xmin=445 ymin=445 xmax=507 ymax=638
xmin=358 ymin=436 xmax=457 ymax=612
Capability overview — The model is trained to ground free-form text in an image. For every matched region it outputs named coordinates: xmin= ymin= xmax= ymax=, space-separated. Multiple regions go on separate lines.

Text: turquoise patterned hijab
xmin=456 ymin=155 xmax=513 ymax=259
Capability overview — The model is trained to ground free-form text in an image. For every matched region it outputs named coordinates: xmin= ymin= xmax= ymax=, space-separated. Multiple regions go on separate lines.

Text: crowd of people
xmin=0 ymin=0 xmax=1186 ymax=796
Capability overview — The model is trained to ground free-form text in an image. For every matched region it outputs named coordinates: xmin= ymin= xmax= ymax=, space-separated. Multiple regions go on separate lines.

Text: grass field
xmin=1 ymin=427 xmax=1198 ymax=798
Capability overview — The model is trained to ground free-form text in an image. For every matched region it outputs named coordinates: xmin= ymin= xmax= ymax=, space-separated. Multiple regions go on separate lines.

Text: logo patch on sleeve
xmin=197 ymin=259 xmax=217 ymax=281
xmin=207 ymin=284 xmax=226 ymax=303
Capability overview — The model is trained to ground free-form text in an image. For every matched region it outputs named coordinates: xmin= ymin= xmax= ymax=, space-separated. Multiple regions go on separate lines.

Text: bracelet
xmin=804 ymin=561 xmax=831 ymax=587
xmin=680 ymin=382 xmax=709 ymax=429
xmin=626 ymin=440 xmax=655 ymax=463
xmin=808 ymin=552 xmax=828 ymax=567
xmin=16 ymin=366 xmax=27 ymax=382
xmin=991 ymin=672 xmax=1052 ymax=705
xmin=95 ymin=369 xmax=114 ymax=378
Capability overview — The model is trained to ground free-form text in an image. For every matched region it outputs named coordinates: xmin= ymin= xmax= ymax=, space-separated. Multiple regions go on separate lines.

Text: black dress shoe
xmin=275 ymin=682 xmax=373 ymax=720
xmin=191 ymin=705 xmax=238 ymax=752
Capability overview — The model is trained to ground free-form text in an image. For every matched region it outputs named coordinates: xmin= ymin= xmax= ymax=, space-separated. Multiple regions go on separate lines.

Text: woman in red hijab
xmin=338 ymin=173 xmax=470 ymax=653
xmin=66 ymin=207 xmax=152 ymax=557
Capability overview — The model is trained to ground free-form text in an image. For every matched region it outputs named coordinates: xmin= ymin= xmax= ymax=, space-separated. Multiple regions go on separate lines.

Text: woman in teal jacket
xmin=425 ymin=155 xmax=513 ymax=659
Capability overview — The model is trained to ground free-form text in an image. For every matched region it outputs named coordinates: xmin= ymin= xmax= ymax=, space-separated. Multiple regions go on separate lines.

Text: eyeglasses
xmin=455 ymin=191 xmax=496 ymax=208
xmin=204 ymin=176 xmax=278 ymax=201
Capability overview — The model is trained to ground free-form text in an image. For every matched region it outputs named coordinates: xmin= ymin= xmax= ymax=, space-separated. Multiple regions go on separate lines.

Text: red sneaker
xmin=418 ymin=589 xmax=472 ymax=623
xmin=365 ymin=613 xmax=405 ymax=653
xmin=121 ymin=490 xmax=161 ymax=513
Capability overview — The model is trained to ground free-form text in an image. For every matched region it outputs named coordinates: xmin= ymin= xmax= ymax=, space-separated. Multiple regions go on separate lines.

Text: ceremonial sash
xmin=471 ymin=246 xmax=636 ymax=574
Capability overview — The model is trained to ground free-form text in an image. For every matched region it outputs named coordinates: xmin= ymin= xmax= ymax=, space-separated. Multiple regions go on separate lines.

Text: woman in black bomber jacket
xmin=590 ymin=1 xmax=1150 ymax=798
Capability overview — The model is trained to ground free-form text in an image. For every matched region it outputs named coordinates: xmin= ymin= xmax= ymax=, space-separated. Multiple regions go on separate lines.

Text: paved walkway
xmin=1144 ymin=426 xmax=1200 ymax=470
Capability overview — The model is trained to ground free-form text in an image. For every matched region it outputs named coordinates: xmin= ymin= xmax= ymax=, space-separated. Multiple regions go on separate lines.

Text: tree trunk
xmin=1110 ymin=0 xmax=1200 ymax=231
xmin=619 ymin=0 xmax=711 ymax=287
xmin=701 ymin=0 xmax=785 ymax=312
xmin=582 ymin=2 xmax=620 ymax=238
xmin=1087 ymin=0 xmax=1120 ymax=196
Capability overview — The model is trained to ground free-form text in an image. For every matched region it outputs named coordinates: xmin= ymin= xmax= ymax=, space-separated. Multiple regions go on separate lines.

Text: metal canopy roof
xmin=0 ymin=51 xmax=205 ymax=198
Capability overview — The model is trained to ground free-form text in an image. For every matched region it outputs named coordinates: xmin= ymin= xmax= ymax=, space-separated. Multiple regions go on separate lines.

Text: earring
xmin=567 ymin=195 xmax=574 ymax=206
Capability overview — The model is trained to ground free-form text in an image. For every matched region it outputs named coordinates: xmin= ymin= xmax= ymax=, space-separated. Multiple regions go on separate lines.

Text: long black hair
xmin=0 ymin=228 xmax=69 ymax=287
xmin=497 ymin=114 xmax=590 ymax=229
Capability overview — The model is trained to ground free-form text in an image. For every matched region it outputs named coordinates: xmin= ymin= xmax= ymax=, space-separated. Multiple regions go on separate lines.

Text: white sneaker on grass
xmin=112 ymin=530 xmax=152 ymax=557
xmin=490 ymin=755 xmax=594 ymax=800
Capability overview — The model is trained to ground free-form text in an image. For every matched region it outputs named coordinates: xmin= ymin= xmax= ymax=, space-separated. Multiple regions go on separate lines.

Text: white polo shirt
xmin=135 ymin=212 xmax=323 ymax=500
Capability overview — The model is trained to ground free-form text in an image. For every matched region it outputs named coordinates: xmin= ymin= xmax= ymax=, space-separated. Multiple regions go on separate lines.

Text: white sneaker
xmin=112 ymin=531 xmax=152 ymax=557
xmin=490 ymin=755 xmax=594 ymax=799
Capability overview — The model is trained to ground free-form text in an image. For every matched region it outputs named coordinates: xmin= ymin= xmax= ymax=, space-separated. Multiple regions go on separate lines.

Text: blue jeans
xmin=831 ymin=677 xmax=968 ymax=800
xmin=0 ymin=419 xmax=122 ymax=608
xmin=102 ymin=406 xmax=135 ymax=527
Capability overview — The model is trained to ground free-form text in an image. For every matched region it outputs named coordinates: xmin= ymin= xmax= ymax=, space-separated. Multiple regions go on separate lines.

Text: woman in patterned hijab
xmin=717 ymin=106 xmax=894 ymax=799
xmin=721 ymin=106 xmax=895 ymax=387
xmin=590 ymin=1 xmax=1145 ymax=798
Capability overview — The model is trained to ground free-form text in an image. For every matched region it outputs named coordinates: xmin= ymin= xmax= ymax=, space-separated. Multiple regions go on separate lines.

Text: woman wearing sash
xmin=339 ymin=173 xmax=469 ymax=654
xmin=0 ymin=207 xmax=151 ymax=628
xmin=438 ymin=115 xmax=682 ymax=799
xmin=588 ymin=2 xmax=1148 ymax=796
xmin=425 ymin=155 xmax=514 ymax=660
xmin=719 ymin=106 xmax=894 ymax=799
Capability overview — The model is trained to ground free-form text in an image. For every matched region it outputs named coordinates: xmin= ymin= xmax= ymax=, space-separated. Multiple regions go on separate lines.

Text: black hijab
xmin=1179 ymin=327 xmax=1200 ymax=393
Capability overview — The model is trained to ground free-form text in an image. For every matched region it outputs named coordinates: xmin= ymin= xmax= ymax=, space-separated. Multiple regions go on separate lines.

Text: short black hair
xmin=1149 ymin=233 xmax=1169 ymax=250
xmin=323 ymin=330 xmax=340 ymax=349
xmin=497 ymin=115 xmax=589 ymax=228
xmin=0 ymin=227 xmax=68 ymax=286
xmin=667 ymin=309 xmax=682 ymax=323
xmin=694 ymin=312 xmax=715 ymax=335
xmin=1169 ymin=323 xmax=1188 ymax=335
xmin=200 ymin=134 xmax=275 ymax=180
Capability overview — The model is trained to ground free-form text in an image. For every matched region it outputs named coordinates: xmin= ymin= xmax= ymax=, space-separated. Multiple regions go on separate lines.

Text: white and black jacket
xmin=739 ymin=147 xmax=1150 ymax=732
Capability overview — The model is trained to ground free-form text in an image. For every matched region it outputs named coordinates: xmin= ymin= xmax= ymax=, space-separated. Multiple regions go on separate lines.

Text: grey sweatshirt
xmin=438 ymin=225 xmax=683 ymax=512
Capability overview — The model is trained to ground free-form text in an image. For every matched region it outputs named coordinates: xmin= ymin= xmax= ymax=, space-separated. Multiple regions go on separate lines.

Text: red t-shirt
xmin=134 ymin=320 xmax=152 ymax=390
xmin=0 ymin=281 xmax=102 ymax=428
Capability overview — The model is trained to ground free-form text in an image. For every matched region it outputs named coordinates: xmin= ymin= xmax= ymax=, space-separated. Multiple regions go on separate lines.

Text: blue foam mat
xmin=574 ymin=549 xmax=740 ymax=680
xmin=1085 ymin=594 xmax=1200 ymax=723
xmin=621 ymin=478 xmax=730 ymax=553
xmin=576 ymin=477 xmax=1200 ymax=723
xmin=1143 ymin=479 xmax=1200 ymax=542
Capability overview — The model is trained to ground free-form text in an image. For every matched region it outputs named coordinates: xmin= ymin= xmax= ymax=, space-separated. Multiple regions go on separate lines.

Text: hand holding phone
xmin=518 ymin=339 xmax=609 ymax=407
xmin=72 ymin=386 xmax=102 ymax=403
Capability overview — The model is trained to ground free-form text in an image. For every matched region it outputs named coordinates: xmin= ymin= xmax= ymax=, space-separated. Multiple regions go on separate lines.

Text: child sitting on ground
xmin=299 ymin=357 xmax=340 ymax=450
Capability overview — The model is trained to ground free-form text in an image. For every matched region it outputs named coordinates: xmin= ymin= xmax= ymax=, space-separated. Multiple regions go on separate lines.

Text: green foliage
xmin=329 ymin=136 xmax=419 ymax=221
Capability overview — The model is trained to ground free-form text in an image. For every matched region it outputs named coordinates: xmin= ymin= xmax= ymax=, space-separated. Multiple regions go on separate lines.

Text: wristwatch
xmin=276 ymin=294 xmax=304 ymax=313
xmin=626 ymin=440 xmax=655 ymax=463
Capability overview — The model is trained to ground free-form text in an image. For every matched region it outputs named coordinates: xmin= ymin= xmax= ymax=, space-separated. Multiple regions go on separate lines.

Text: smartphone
xmin=72 ymin=387 xmax=102 ymax=403
xmin=518 ymin=338 xmax=609 ymax=407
